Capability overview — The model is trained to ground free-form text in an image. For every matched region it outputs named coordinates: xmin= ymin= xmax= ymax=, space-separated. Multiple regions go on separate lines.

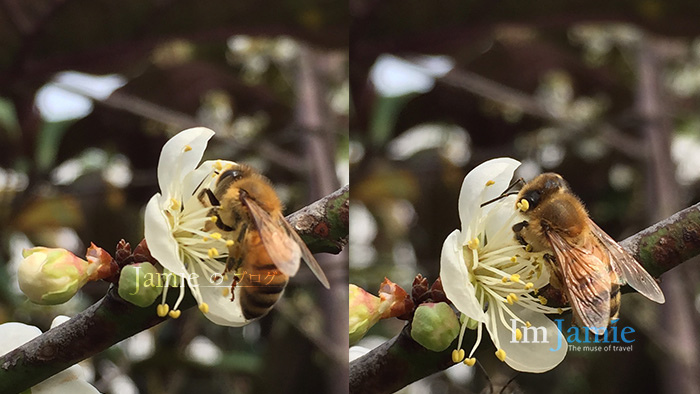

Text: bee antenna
xmin=205 ymin=189 xmax=221 ymax=206
xmin=480 ymin=178 xmax=525 ymax=208
xmin=480 ymin=191 xmax=519 ymax=207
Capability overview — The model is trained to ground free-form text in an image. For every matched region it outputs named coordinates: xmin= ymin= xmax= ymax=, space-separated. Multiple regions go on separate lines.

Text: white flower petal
xmin=0 ymin=322 xmax=41 ymax=356
xmin=50 ymin=315 xmax=71 ymax=329
xmin=459 ymin=158 xmax=520 ymax=236
xmin=191 ymin=263 xmax=250 ymax=327
xmin=157 ymin=127 xmax=215 ymax=197
xmin=33 ymin=377 xmax=101 ymax=394
xmin=0 ymin=321 xmax=101 ymax=393
xmin=440 ymin=230 xmax=485 ymax=321
xmin=481 ymin=197 xmax=521 ymax=250
xmin=144 ymin=194 xmax=187 ymax=275
xmin=491 ymin=305 xmax=567 ymax=373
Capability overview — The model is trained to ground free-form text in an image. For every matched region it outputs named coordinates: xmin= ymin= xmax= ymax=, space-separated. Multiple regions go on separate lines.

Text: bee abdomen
xmin=240 ymin=261 xmax=289 ymax=320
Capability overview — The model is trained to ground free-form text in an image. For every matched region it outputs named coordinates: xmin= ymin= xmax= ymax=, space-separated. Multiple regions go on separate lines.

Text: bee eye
xmin=523 ymin=190 xmax=541 ymax=208
xmin=219 ymin=169 xmax=242 ymax=181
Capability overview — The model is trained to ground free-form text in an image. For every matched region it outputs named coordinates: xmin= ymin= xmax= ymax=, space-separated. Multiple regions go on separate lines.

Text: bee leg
xmin=223 ymin=253 xmax=243 ymax=275
xmin=213 ymin=213 xmax=233 ymax=232
xmin=542 ymin=254 xmax=567 ymax=300
xmin=512 ymin=220 xmax=529 ymax=233
xmin=204 ymin=189 xmax=221 ymax=206
xmin=229 ymin=274 xmax=240 ymax=302
xmin=512 ymin=221 xmax=529 ymax=245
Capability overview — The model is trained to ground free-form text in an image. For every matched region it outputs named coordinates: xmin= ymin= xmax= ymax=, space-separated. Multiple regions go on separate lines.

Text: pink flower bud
xmin=349 ymin=284 xmax=382 ymax=345
xmin=18 ymin=247 xmax=90 ymax=305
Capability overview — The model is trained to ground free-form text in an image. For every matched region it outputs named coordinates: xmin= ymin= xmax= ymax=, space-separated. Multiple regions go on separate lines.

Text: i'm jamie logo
xmin=509 ymin=319 xmax=636 ymax=352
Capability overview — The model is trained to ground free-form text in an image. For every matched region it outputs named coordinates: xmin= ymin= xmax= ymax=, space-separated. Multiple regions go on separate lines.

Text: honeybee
xmin=511 ymin=173 xmax=664 ymax=334
xmin=199 ymin=163 xmax=330 ymax=320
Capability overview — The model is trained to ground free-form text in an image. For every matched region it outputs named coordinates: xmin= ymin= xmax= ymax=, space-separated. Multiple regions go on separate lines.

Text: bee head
xmin=216 ymin=163 xmax=281 ymax=215
xmin=518 ymin=173 xmax=569 ymax=210
xmin=216 ymin=164 xmax=248 ymax=187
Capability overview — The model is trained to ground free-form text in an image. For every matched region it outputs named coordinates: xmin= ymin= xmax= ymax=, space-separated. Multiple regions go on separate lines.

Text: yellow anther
xmin=464 ymin=357 xmax=477 ymax=367
xmin=526 ymin=321 xmax=532 ymax=328
xmin=515 ymin=328 xmax=523 ymax=341
xmin=495 ymin=349 xmax=507 ymax=362
xmin=508 ymin=293 xmax=519 ymax=304
xmin=525 ymin=244 xmax=533 ymax=252
xmin=558 ymin=308 xmax=564 ymax=314
xmin=502 ymin=276 xmax=509 ymax=283
xmin=222 ymin=287 xmax=230 ymax=297
xmin=533 ymin=288 xmax=539 ymax=295
xmin=225 ymin=240 xmax=234 ymax=247
xmin=524 ymin=282 xmax=534 ymax=290
xmin=517 ymin=199 xmax=530 ymax=212
xmin=202 ymin=236 xmax=209 ymax=242
xmin=170 ymin=198 xmax=180 ymax=210
xmin=208 ymin=248 xmax=219 ymax=258
xmin=451 ymin=349 xmax=465 ymax=363
xmin=211 ymin=232 xmax=222 ymax=240
xmin=156 ymin=304 xmax=169 ymax=317
xmin=215 ymin=160 xmax=224 ymax=171
xmin=485 ymin=180 xmax=495 ymax=186
xmin=210 ymin=216 xmax=218 ymax=222
xmin=184 ymin=144 xmax=192 ymax=152
xmin=467 ymin=238 xmax=479 ymax=250
xmin=168 ymin=310 xmax=181 ymax=319
xmin=510 ymin=274 xmax=521 ymax=282
xmin=538 ymin=296 xmax=548 ymax=305
xmin=199 ymin=303 xmax=210 ymax=313
xmin=510 ymin=256 xmax=517 ymax=263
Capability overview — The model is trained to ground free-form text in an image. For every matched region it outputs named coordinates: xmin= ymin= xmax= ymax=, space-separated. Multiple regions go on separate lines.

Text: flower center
xmin=157 ymin=171 xmax=236 ymax=319
xmin=453 ymin=198 xmax=565 ymax=365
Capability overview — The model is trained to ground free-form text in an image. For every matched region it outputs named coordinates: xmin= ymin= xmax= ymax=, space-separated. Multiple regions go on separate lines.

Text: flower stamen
xmin=517 ymin=199 xmax=530 ymax=212
xmin=495 ymin=349 xmax=507 ymax=362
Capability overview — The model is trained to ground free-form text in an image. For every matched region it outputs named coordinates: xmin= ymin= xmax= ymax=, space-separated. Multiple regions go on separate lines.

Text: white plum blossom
xmin=144 ymin=127 xmax=251 ymax=326
xmin=0 ymin=316 xmax=100 ymax=393
xmin=440 ymin=158 xmax=567 ymax=373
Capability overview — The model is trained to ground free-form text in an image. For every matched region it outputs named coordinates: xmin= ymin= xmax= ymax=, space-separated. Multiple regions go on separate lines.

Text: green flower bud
xmin=410 ymin=302 xmax=460 ymax=352
xmin=18 ymin=247 xmax=91 ymax=305
xmin=118 ymin=263 xmax=164 ymax=307
xmin=460 ymin=313 xmax=480 ymax=330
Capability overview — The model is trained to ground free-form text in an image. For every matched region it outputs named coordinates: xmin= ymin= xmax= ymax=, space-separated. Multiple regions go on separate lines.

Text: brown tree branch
xmin=350 ymin=201 xmax=700 ymax=394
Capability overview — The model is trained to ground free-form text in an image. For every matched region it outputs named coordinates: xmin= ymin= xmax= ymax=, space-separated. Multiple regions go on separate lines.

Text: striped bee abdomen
xmin=239 ymin=241 xmax=289 ymax=320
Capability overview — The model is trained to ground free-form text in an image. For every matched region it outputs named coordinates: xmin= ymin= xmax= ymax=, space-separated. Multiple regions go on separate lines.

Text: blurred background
xmin=350 ymin=1 xmax=700 ymax=393
xmin=0 ymin=1 xmax=348 ymax=393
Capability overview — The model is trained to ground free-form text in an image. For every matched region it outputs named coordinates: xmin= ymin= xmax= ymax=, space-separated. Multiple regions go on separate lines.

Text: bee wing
xmin=244 ymin=197 xmax=330 ymax=289
xmin=546 ymin=230 xmax=611 ymax=334
xmin=587 ymin=219 xmax=665 ymax=304
xmin=278 ymin=217 xmax=331 ymax=289
xmin=244 ymin=197 xmax=302 ymax=277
